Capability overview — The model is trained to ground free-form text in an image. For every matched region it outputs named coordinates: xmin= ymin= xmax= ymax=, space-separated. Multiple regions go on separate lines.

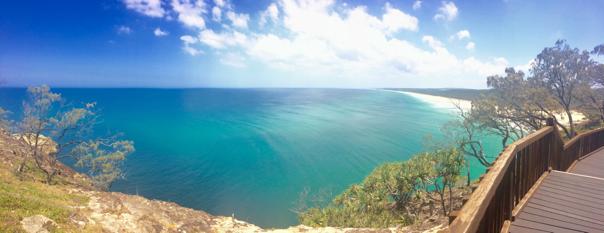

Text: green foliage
xmin=11 ymin=85 xmax=134 ymax=189
xmin=73 ymin=139 xmax=135 ymax=190
xmin=299 ymin=147 xmax=465 ymax=228
xmin=0 ymin=167 xmax=89 ymax=232
xmin=477 ymin=41 xmax=604 ymax=140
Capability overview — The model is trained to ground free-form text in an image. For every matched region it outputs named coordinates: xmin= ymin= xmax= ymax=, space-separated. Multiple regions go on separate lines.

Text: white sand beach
xmin=382 ymin=89 xmax=587 ymax=127
xmin=382 ymin=89 xmax=472 ymax=112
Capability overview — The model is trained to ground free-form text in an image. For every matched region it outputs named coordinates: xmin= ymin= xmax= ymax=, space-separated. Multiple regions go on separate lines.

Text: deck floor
xmin=508 ymin=146 xmax=604 ymax=233
xmin=570 ymin=147 xmax=604 ymax=179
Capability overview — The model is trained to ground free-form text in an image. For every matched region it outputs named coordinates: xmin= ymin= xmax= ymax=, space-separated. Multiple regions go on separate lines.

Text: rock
xmin=21 ymin=215 xmax=57 ymax=233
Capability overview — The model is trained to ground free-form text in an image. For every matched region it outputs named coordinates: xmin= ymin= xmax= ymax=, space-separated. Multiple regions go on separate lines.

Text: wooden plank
xmin=524 ymin=203 xmax=604 ymax=226
xmin=500 ymin=220 xmax=511 ymax=233
xmin=545 ymin=172 xmax=604 ymax=188
xmin=547 ymin=171 xmax=604 ymax=189
xmin=539 ymin=184 xmax=604 ymax=204
xmin=519 ymin=208 xmax=604 ymax=232
xmin=532 ymin=189 xmax=604 ymax=210
xmin=508 ymin=224 xmax=550 ymax=233
xmin=564 ymin=127 xmax=604 ymax=150
xmin=511 ymin=171 xmax=549 ymax=219
xmin=510 ymin=218 xmax=584 ymax=233
xmin=529 ymin=198 xmax=604 ymax=219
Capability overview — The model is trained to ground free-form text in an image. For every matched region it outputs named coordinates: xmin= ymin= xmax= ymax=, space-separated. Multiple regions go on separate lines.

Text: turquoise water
xmin=0 ymin=88 xmax=502 ymax=228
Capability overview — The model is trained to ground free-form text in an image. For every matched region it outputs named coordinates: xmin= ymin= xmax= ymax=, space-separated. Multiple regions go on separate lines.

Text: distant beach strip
xmin=380 ymin=89 xmax=587 ymax=126
xmin=381 ymin=89 xmax=472 ymax=112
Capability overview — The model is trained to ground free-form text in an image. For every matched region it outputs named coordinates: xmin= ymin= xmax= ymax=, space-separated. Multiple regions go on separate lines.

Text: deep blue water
xmin=0 ymin=88 xmax=501 ymax=228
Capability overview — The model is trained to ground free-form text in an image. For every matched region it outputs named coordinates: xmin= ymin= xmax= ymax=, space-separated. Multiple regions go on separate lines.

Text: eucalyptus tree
xmin=16 ymin=85 xmax=134 ymax=189
xmin=528 ymin=40 xmax=596 ymax=137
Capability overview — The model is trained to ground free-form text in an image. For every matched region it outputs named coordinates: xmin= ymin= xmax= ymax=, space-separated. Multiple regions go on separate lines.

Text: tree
xmin=72 ymin=137 xmax=135 ymax=189
xmin=432 ymin=148 xmax=465 ymax=216
xmin=442 ymin=104 xmax=491 ymax=167
xmin=298 ymin=147 xmax=466 ymax=228
xmin=529 ymin=40 xmax=596 ymax=137
xmin=16 ymin=85 xmax=134 ymax=189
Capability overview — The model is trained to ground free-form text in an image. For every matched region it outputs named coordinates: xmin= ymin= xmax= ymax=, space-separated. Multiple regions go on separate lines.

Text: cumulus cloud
xmin=154 ymin=27 xmax=169 ymax=36
xmin=382 ymin=3 xmax=419 ymax=32
xmin=260 ymin=3 xmax=280 ymax=26
xmin=124 ymin=0 xmax=165 ymax=17
xmin=117 ymin=25 xmax=133 ymax=35
xmin=226 ymin=11 xmax=249 ymax=28
xmin=171 ymin=0 xmax=207 ymax=29
xmin=123 ymin=0 xmax=511 ymax=87
xmin=465 ymin=41 xmax=475 ymax=50
xmin=422 ymin=35 xmax=444 ymax=50
xmin=180 ymin=35 xmax=202 ymax=55
xmin=199 ymin=29 xmax=247 ymax=49
xmin=452 ymin=29 xmax=470 ymax=40
xmin=434 ymin=1 xmax=458 ymax=21
xmin=514 ymin=59 xmax=535 ymax=73
xmin=212 ymin=6 xmax=222 ymax=21
xmin=412 ymin=0 xmax=422 ymax=10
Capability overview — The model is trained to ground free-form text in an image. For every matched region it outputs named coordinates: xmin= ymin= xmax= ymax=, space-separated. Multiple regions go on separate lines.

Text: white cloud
xmin=180 ymin=35 xmax=198 ymax=44
xmin=452 ymin=29 xmax=470 ymax=40
xmin=199 ymin=29 xmax=247 ymax=49
xmin=124 ymin=0 xmax=509 ymax=87
xmin=154 ymin=27 xmax=169 ymax=36
xmin=213 ymin=0 xmax=226 ymax=8
xmin=260 ymin=3 xmax=280 ymax=26
xmin=123 ymin=0 xmax=165 ymax=18
xmin=382 ymin=3 xmax=418 ymax=32
xmin=180 ymin=35 xmax=202 ymax=55
xmin=412 ymin=0 xmax=422 ymax=10
xmin=226 ymin=11 xmax=249 ymax=28
xmin=465 ymin=41 xmax=475 ymax=50
xmin=514 ymin=59 xmax=535 ymax=73
xmin=117 ymin=25 xmax=132 ymax=35
xmin=434 ymin=1 xmax=458 ymax=22
xmin=212 ymin=6 xmax=222 ymax=21
xmin=171 ymin=0 xmax=207 ymax=29
xmin=422 ymin=35 xmax=444 ymax=50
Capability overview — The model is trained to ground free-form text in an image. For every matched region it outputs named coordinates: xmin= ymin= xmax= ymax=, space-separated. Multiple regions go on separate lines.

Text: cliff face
xmin=0 ymin=132 xmax=444 ymax=233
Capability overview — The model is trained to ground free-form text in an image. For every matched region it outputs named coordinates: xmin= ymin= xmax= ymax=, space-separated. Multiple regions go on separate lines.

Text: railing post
xmin=546 ymin=118 xmax=555 ymax=126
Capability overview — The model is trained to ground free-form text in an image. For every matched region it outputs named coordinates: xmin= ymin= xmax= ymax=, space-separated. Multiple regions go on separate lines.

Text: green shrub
xmin=299 ymin=147 xmax=465 ymax=228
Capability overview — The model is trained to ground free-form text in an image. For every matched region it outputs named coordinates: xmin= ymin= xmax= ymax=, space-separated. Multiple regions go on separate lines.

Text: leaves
xmin=299 ymin=147 xmax=465 ymax=228
xmin=13 ymin=85 xmax=134 ymax=188
xmin=72 ymin=139 xmax=135 ymax=190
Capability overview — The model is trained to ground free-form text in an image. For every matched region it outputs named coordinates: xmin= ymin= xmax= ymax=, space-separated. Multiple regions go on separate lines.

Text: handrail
xmin=448 ymin=121 xmax=604 ymax=233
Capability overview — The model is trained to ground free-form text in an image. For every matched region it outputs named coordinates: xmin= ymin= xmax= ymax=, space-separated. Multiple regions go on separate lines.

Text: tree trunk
xmin=448 ymin=185 xmax=453 ymax=213
xmin=565 ymin=109 xmax=575 ymax=137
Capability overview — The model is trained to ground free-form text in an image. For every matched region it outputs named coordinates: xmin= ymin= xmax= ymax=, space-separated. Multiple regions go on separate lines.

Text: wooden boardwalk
xmin=448 ymin=122 xmax=604 ymax=233
xmin=508 ymin=148 xmax=604 ymax=232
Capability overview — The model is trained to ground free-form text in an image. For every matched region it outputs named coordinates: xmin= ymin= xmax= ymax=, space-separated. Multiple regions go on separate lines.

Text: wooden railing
xmin=448 ymin=119 xmax=604 ymax=233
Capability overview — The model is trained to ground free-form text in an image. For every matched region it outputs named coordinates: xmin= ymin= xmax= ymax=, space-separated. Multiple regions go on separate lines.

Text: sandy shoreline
xmin=381 ymin=89 xmax=472 ymax=112
xmin=381 ymin=89 xmax=587 ymax=126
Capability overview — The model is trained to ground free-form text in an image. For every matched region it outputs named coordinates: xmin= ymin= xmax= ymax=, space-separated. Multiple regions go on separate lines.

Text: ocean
xmin=0 ymin=88 xmax=502 ymax=228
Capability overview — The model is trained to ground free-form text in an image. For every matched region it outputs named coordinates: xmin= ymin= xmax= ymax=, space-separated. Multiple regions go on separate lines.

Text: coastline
xmin=381 ymin=89 xmax=472 ymax=112
xmin=381 ymin=89 xmax=586 ymax=126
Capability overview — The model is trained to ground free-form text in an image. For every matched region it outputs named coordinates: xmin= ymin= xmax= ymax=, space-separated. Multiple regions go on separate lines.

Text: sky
xmin=1 ymin=0 xmax=603 ymax=88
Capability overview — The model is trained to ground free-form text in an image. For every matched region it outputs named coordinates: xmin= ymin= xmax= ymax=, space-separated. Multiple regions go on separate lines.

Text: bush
xmin=299 ymin=147 xmax=465 ymax=228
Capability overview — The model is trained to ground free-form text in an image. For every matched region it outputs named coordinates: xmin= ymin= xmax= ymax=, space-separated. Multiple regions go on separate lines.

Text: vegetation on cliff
xmin=299 ymin=147 xmax=466 ymax=228
xmin=1 ymin=85 xmax=134 ymax=189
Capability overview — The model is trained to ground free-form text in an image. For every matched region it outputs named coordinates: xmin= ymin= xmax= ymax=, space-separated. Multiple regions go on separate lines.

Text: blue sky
xmin=1 ymin=0 xmax=603 ymax=88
